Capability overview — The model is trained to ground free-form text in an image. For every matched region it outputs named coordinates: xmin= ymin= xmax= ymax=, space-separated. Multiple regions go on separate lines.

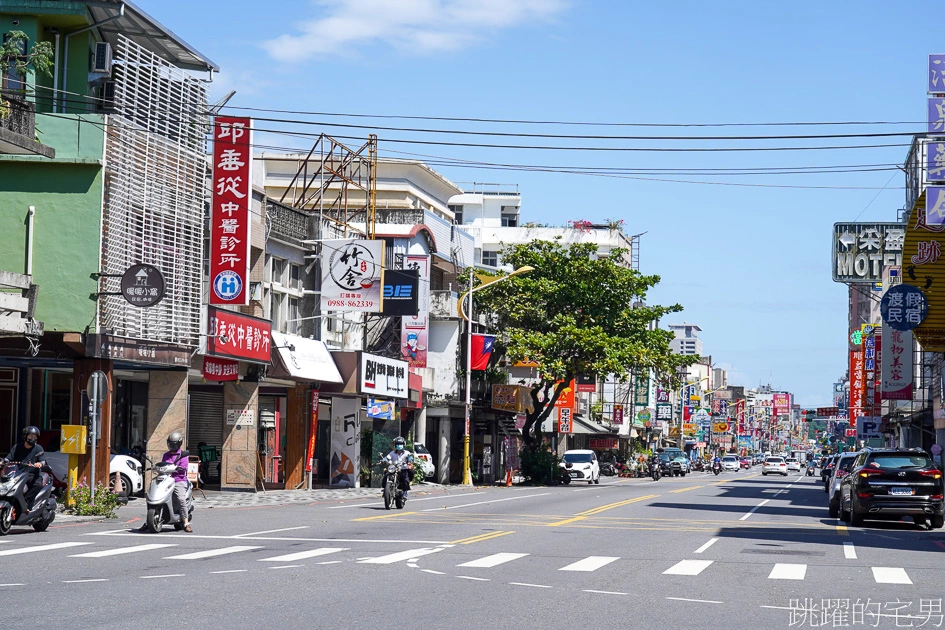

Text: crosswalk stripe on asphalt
xmin=663 ymin=560 xmax=713 ymax=575
xmin=163 ymin=546 xmax=263 ymax=560
xmin=872 ymin=567 xmax=912 ymax=584
xmin=0 ymin=542 xmax=91 ymax=556
xmin=559 ymin=556 xmax=620 ymax=572
xmin=458 ymin=553 xmax=529 ymax=568
xmin=259 ymin=548 xmax=349 ymax=562
xmin=358 ymin=548 xmax=442 ymax=564
xmin=70 ymin=544 xmax=178 ymax=558
xmin=768 ymin=563 xmax=807 ymax=580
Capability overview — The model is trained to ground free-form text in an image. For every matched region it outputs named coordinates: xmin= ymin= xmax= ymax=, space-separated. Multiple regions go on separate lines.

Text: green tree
xmin=471 ymin=239 xmax=697 ymax=449
xmin=1 ymin=30 xmax=54 ymax=119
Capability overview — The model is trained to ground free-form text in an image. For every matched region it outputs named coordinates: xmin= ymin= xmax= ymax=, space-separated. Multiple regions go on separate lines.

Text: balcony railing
xmin=0 ymin=92 xmax=54 ymax=158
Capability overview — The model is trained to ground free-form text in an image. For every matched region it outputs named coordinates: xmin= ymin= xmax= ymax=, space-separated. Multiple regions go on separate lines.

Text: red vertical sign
xmin=209 ymin=116 xmax=252 ymax=305
xmin=306 ymin=391 xmax=320 ymax=473
xmin=849 ymin=350 xmax=864 ymax=428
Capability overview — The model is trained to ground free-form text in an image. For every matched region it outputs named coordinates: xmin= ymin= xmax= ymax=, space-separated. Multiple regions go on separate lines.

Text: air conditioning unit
xmin=98 ymin=80 xmax=116 ymax=111
xmin=93 ymin=41 xmax=112 ymax=74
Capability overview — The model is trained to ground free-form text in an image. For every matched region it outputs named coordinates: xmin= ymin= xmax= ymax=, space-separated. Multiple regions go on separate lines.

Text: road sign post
xmin=87 ymin=370 xmax=108 ymax=503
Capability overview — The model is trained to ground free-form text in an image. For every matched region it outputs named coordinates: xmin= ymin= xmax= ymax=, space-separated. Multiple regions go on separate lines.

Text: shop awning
xmin=270 ymin=332 xmax=343 ymax=384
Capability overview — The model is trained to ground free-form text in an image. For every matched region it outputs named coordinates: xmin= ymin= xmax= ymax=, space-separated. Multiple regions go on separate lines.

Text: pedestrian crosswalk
xmin=0 ymin=539 xmax=928 ymax=587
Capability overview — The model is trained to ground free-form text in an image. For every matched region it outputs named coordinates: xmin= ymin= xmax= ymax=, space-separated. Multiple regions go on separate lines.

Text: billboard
xmin=401 ymin=254 xmax=429 ymax=367
xmin=881 ymin=328 xmax=914 ymax=400
xmin=209 ymin=117 xmax=252 ymax=305
xmin=832 ymin=223 xmax=905 ymax=284
xmin=321 ymin=239 xmax=384 ymax=312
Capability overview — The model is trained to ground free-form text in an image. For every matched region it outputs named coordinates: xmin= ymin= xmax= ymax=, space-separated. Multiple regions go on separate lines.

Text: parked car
xmin=826 ymin=452 xmax=859 ymax=518
xmin=560 ymin=450 xmax=600 ymax=485
xmin=840 ymin=448 xmax=945 ymax=529
xmin=412 ymin=443 xmax=435 ymax=479
xmin=762 ymin=456 xmax=788 ymax=476
xmin=44 ymin=450 xmax=145 ymax=498
xmin=721 ymin=456 xmax=739 ymax=472
xmin=821 ymin=455 xmax=837 ymax=484
xmin=739 ymin=457 xmax=752 ymax=469
xmin=785 ymin=457 xmax=801 ymax=472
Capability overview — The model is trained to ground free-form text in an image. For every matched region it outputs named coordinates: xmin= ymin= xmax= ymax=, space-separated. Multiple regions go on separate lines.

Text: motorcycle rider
xmin=382 ymin=437 xmax=414 ymax=499
xmin=2 ymin=426 xmax=45 ymax=511
xmin=161 ymin=432 xmax=192 ymax=533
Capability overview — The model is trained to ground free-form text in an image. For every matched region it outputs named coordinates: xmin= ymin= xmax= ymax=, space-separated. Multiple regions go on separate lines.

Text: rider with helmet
xmin=3 ymin=426 xmax=45 ymax=509
xmin=383 ymin=437 xmax=414 ymax=499
xmin=160 ymin=432 xmax=192 ymax=532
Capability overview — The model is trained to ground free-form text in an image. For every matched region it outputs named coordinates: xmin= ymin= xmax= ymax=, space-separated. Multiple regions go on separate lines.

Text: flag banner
xmin=470 ymin=334 xmax=496 ymax=370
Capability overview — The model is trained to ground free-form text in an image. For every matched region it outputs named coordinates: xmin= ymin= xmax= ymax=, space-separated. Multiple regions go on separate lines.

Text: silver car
xmin=827 ymin=452 xmax=859 ymax=518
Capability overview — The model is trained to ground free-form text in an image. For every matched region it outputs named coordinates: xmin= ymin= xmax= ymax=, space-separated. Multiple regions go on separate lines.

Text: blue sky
xmin=139 ymin=0 xmax=935 ymax=406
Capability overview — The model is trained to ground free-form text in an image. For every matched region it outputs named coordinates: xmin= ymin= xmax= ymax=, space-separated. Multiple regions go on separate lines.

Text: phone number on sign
xmin=326 ymin=299 xmax=376 ymax=309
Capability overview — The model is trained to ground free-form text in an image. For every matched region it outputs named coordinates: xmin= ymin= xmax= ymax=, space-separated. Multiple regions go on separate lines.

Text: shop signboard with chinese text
xmin=576 ymin=374 xmax=596 ymax=393
xmin=492 ymin=385 xmax=533 ymax=413
xmin=656 ymin=404 xmax=673 ymax=422
xmin=902 ymin=187 xmax=945 ymax=350
xmin=849 ymin=350 xmax=864 ymax=428
xmin=360 ymin=352 xmax=408 ymax=399
xmin=321 ymin=239 xmax=385 ymax=312
xmin=306 ymin=391 xmax=320 ymax=473
xmin=634 ymin=375 xmax=649 ymax=406
xmin=612 ymin=404 xmax=624 ymax=425
xmin=207 ymin=307 xmax=271 ymax=363
xmin=558 ymin=407 xmax=572 ymax=433
xmin=773 ymin=393 xmax=790 ymax=416
xmin=881 ymin=328 xmax=914 ymax=400
xmin=329 ymin=398 xmax=360 ymax=488
xmin=210 ymin=117 xmax=252 ymax=305
xmin=400 ymin=254 xmax=430 ymax=367
xmin=832 ymin=223 xmax=905 ymax=284
xmin=120 ymin=264 xmax=165 ymax=307
xmin=86 ymin=334 xmax=191 ymax=367
xmin=202 ymin=356 xmax=239 ymax=382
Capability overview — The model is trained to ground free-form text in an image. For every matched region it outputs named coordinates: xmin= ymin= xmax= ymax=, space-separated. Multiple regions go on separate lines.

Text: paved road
xmin=2 ymin=470 xmax=943 ymax=629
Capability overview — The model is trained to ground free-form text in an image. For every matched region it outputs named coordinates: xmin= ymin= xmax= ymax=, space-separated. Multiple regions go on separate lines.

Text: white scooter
xmin=144 ymin=457 xmax=194 ymax=533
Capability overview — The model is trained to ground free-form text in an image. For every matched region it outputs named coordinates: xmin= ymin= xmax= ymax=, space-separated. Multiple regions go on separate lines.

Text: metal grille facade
xmin=99 ymin=35 xmax=208 ymax=346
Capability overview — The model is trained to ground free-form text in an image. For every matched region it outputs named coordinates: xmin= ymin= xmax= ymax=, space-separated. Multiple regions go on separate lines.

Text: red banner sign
xmin=612 ymin=404 xmax=623 ymax=425
xmin=588 ymin=438 xmax=619 ymax=450
xmin=202 ymin=356 xmax=238 ymax=381
xmin=849 ymin=350 xmax=864 ymax=428
xmin=209 ymin=116 xmax=252 ymax=305
xmin=306 ymin=390 xmax=320 ymax=473
xmin=207 ymin=306 xmax=271 ymax=363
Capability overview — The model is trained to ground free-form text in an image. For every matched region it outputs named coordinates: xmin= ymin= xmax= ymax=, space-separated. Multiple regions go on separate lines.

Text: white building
xmin=669 ymin=323 xmax=703 ymax=356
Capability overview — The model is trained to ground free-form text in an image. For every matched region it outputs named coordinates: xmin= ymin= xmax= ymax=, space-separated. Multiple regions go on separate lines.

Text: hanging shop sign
xmin=655 ymin=388 xmax=670 ymax=403
xmin=381 ymin=269 xmax=419 ymax=317
xmin=206 ymin=306 xmax=271 ymax=363
xmin=321 ymin=239 xmax=384 ymax=312
xmin=492 ymin=385 xmax=533 ymax=413
xmin=881 ymin=328 xmax=914 ymax=400
xmin=832 ymin=223 xmax=905 ymax=284
xmin=656 ymin=403 xmax=673 ymax=421
xmin=86 ymin=334 xmax=191 ymax=367
xmin=400 ymin=254 xmax=430 ymax=366
xmin=202 ymin=356 xmax=239 ymax=382
xmin=209 ymin=116 xmax=252 ymax=305
xmin=576 ymin=374 xmax=597 ymax=393
xmin=773 ymin=393 xmax=790 ymax=416
xmin=901 ymin=186 xmax=945 ymax=350
xmin=120 ymin=264 xmax=165 ymax=307
xmin=612 ymin=404 xmax=624 ymax=425
xmin=881 ymin=284 xmax=928 ymax=331
xmin=366 ymin=398 xmax=395 ymax=421
xmin=558 ymin=407 xmax=572 ymax=433
xmin=360 ymin=352 xmax=408 ymax=399
xmin=849 ymin=350 xmax=864 ymax=428
xmin=634 ymin=375 xmax=649 ymax=406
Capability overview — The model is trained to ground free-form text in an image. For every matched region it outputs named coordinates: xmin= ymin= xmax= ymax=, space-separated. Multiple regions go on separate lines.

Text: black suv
xmin=839 ymin=448 xmax=944 ymax=529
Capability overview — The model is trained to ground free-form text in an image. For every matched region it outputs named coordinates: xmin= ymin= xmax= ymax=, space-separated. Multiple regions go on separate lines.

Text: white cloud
xmin=264 ymin=0 xmax=569 ymax=62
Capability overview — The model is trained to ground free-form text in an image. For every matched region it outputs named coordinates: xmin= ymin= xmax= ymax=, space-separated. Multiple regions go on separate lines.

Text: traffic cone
xmin=505 ymin=469 xmax=513 ymax=487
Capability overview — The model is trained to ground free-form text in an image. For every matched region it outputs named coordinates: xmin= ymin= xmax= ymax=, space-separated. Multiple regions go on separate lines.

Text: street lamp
xmin=459 ymin=265 xmax=534 ymax=486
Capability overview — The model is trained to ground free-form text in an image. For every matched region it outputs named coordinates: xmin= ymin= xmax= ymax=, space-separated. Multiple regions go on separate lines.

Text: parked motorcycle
xmin=378 ymin=459 xmax=410 ymax=509
xmin=600 ymin=461 xmax=616 ymax=477
xmin=0 ymin=460 xmax=58 ymax=535
xmin=144 ymin=457 xmax=194 ymax=533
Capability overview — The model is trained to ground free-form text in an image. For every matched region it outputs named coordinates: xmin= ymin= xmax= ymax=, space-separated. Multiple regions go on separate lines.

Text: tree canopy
xmin=471 ymin=239 xmax=698 ymax=447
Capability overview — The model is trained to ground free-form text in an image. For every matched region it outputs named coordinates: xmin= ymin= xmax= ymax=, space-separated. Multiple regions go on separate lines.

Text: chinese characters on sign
xmin=930 ymin=98 xmax=945 ymax=134
xmin=360 ymin=352 xmax=408 ymax=399
xmin=832 ymin=223 xmax=905 ymax=283
xmin=209 ymin=117 xmax=252 ymax=305
xmin=849 ymin=350 xmax=864 ymax=429
xmin=401 ymin=254 xmax=430 ymax=367
xmin=656 ymin=404 xmax=673 ymax=421
xmin=881 ymin=328 xmax=913 ymax=400
xmin=927 ymin=187 xmax=945 ymax=227
xmin=202 ymin=356 xmax=239 ymax=382
xmin=207 ymin=306 xmax=271 ymax=363
xmin=612 ymin=404 xmax=624 ymax=425
xmin=928 ymin=143 xmax=945 ymax=182
xmin=321 ymin=239 xmax=384 ymax=312
xmin=558 ymin=407 xmax=572 ymax=433
xmin=881 ymin=284 xmax=928 ymax=331
xmin=931 ymin=54 xmax=945 ymax=93
xmin=119 ymin=264 xmax=165 ymax=308
xmin=633 ymin=375 xmax=649 ymax=406
xmin=329 ymin=398 xmax=360 ymax=488
xmin=306 ymin=391 xmax=320 ymax=473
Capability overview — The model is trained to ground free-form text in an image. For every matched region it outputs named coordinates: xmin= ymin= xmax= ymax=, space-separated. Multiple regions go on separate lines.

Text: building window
xmin=289 ymin=263 xmax=301 ymax=290
xmin=271 ymin=257 xmax=285 ymax=285
xmin=2 ymin=33 xmax=27 ymax=92
xmin=501 ymin=214 xmax=518 ymax=227
xmin=287 ymin=297 xmax=299 ymax=334
xmin=481 ymin=250 xmax=498 ymax=267
xmin=449 ymin=204 xmax=463 ymax=224
xmin=271 ymin=292 xmax=286 ymax=331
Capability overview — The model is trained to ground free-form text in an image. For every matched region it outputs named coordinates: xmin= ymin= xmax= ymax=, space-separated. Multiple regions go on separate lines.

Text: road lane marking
xmin=63 ymin=579 xmax=109 ymax=583
xmin=457 ymin=575 xmax=490 ymax=581
xmin=422 ymin=569 xmax=445 ymax=575
xmin=872 ymin=567 xmax=912 ymax=584
xmin=353 ymin=512 xmax=419 ymax=522
xmin=458 ymin=552 xmax=529 ymax=568
xmin=547 ymin=495 xmax=658 ymax=527
xmin=663 ymin=560 xmax=713 ymax=575
xmin=0 ymin=542 xmax=91 ymax=556
xmin=0 ymin=584 xmax=25 ymax=587
xmin=140 ymin=574 xmax=184 ymax=579
xmin=421 ymin=493 xmax=551 ymax=512
xmin=358 ymin=548 xmax=442 ymax=564
xmin=670 ymin=486 xmax=704 ymax=494
xmin=450 ymin=531 xmax=515 ymax=545
xmin=210 ymin=570 xmax=247 ymax=574
xmin=259 ymin=548 xmax=348 ymax=562
xmin=87 ymin=530 xmax=451 ymax=544
xmin=739 ymin=499 xmax=770 ymax=521
xmin=843 ymin=542 xmax=857 ymax=559
xmin=559 ymin=556 xmax=620 ymax=572
xmin=164 ymin=546 xmax=263 ymax=560
xmin=70 ymin=544 xmax=178 ymax=558
xmin=328 ymin=493 xmax=486 ymax=509
xmin=316 ymin=561 xmax=343 ymax=565
xmin=268 ymin=565 xmax=302 ymax=570
xmin=694 ymin=538 xmax=718 ymax=554
xmin=768 ymin=563 xmax=807 ymax=580
xmin=235 ymin=526 xmax=308 ymax=537
xmin=836 ymin=520 xmax=849 ymax=536
xmin=667 ymin=596 xmax=723 ymax=604
xmin=584 ymin=590 xmax=627 ymax=595
xmin=509 ymin=582 xmax=552 ymax=588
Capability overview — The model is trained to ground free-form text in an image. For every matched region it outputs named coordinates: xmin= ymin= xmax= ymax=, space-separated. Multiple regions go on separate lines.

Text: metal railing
xmin=0 ymin=92 xmax=35 ymax=138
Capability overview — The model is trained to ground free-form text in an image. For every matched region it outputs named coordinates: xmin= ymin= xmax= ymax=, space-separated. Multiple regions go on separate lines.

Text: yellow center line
xmin=669 ymin=485 xmax=704 ymax=494
xmin=449 ymin=530 xmax=515 ymax=545
xmin=548 ymin=494 xmax=658 ymax=526
xmin=352 ymin=511 xmax=418 ymax=522
xmin=836 ymin=525 xmax=849 ymax=536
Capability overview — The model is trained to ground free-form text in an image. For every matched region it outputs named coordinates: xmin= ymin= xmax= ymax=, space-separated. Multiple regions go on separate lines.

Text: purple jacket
xmin=161 ymin=449 xmax=188 ymax=483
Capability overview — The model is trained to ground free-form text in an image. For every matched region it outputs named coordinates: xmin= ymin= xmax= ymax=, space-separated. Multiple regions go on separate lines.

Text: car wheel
xmin=594 ymin=475 xmax=600 ymax=485
xmin=931 ymin=515 xmax=945 ymax=529
xmin=849 ymin=497 xmax=864 ymax=527
xmin=828 ymin=499 xmax=839 ymax=519
xmin=839 ymin=496 xmax=851 ymax=522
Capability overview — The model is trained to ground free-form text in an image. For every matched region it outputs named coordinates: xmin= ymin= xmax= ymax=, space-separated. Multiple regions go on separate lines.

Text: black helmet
xmin=23 ymin=426 xmax=40 ymax=445
xmin=167 ymin=431 xmax=184 ymax=451
xmin=393 ymin=436 xmax=406 ymax=450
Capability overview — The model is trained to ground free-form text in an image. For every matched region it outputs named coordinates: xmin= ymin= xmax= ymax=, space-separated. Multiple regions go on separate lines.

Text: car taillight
xmin=931 ymin=494 xmax=944 ymax=500
xmin=859 ymin=469 xmax=884 ymax=478
xmin=857 ymin=492 xmax=873 ymax=498
xmin=919 ymin=470 xmax=943 ymax=479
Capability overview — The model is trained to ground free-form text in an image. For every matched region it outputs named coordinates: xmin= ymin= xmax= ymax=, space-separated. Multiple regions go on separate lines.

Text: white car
xmin=785 ymin=457 xmax=801 ymax=472
xmin=44 ymin=451 xmax=145 ymax=497
xmin=412 ymin=443 xmax=436 ymax=479
xmin=561 ymin=449 xmax=600 ymax=484
xmin=763 ymin=457 xmax=788 ymax=476
xmin=721 ymin=456 xmax=739 ymax=471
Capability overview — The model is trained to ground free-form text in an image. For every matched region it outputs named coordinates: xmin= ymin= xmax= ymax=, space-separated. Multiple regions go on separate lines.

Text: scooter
xmin=600 ymin=461 xmax=616 ymax=477
xmin=712 ymin=461 xmax=722 ymax=475
xmin=0 ymin=460 xmax=57 ymax=535
xmin=144 ymin=457 xmax=194 ymax=533
xmin=651 ymin=462 xmax=661 ymax=481
xmin=806 ymin=464 xmax=815 ymax=476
